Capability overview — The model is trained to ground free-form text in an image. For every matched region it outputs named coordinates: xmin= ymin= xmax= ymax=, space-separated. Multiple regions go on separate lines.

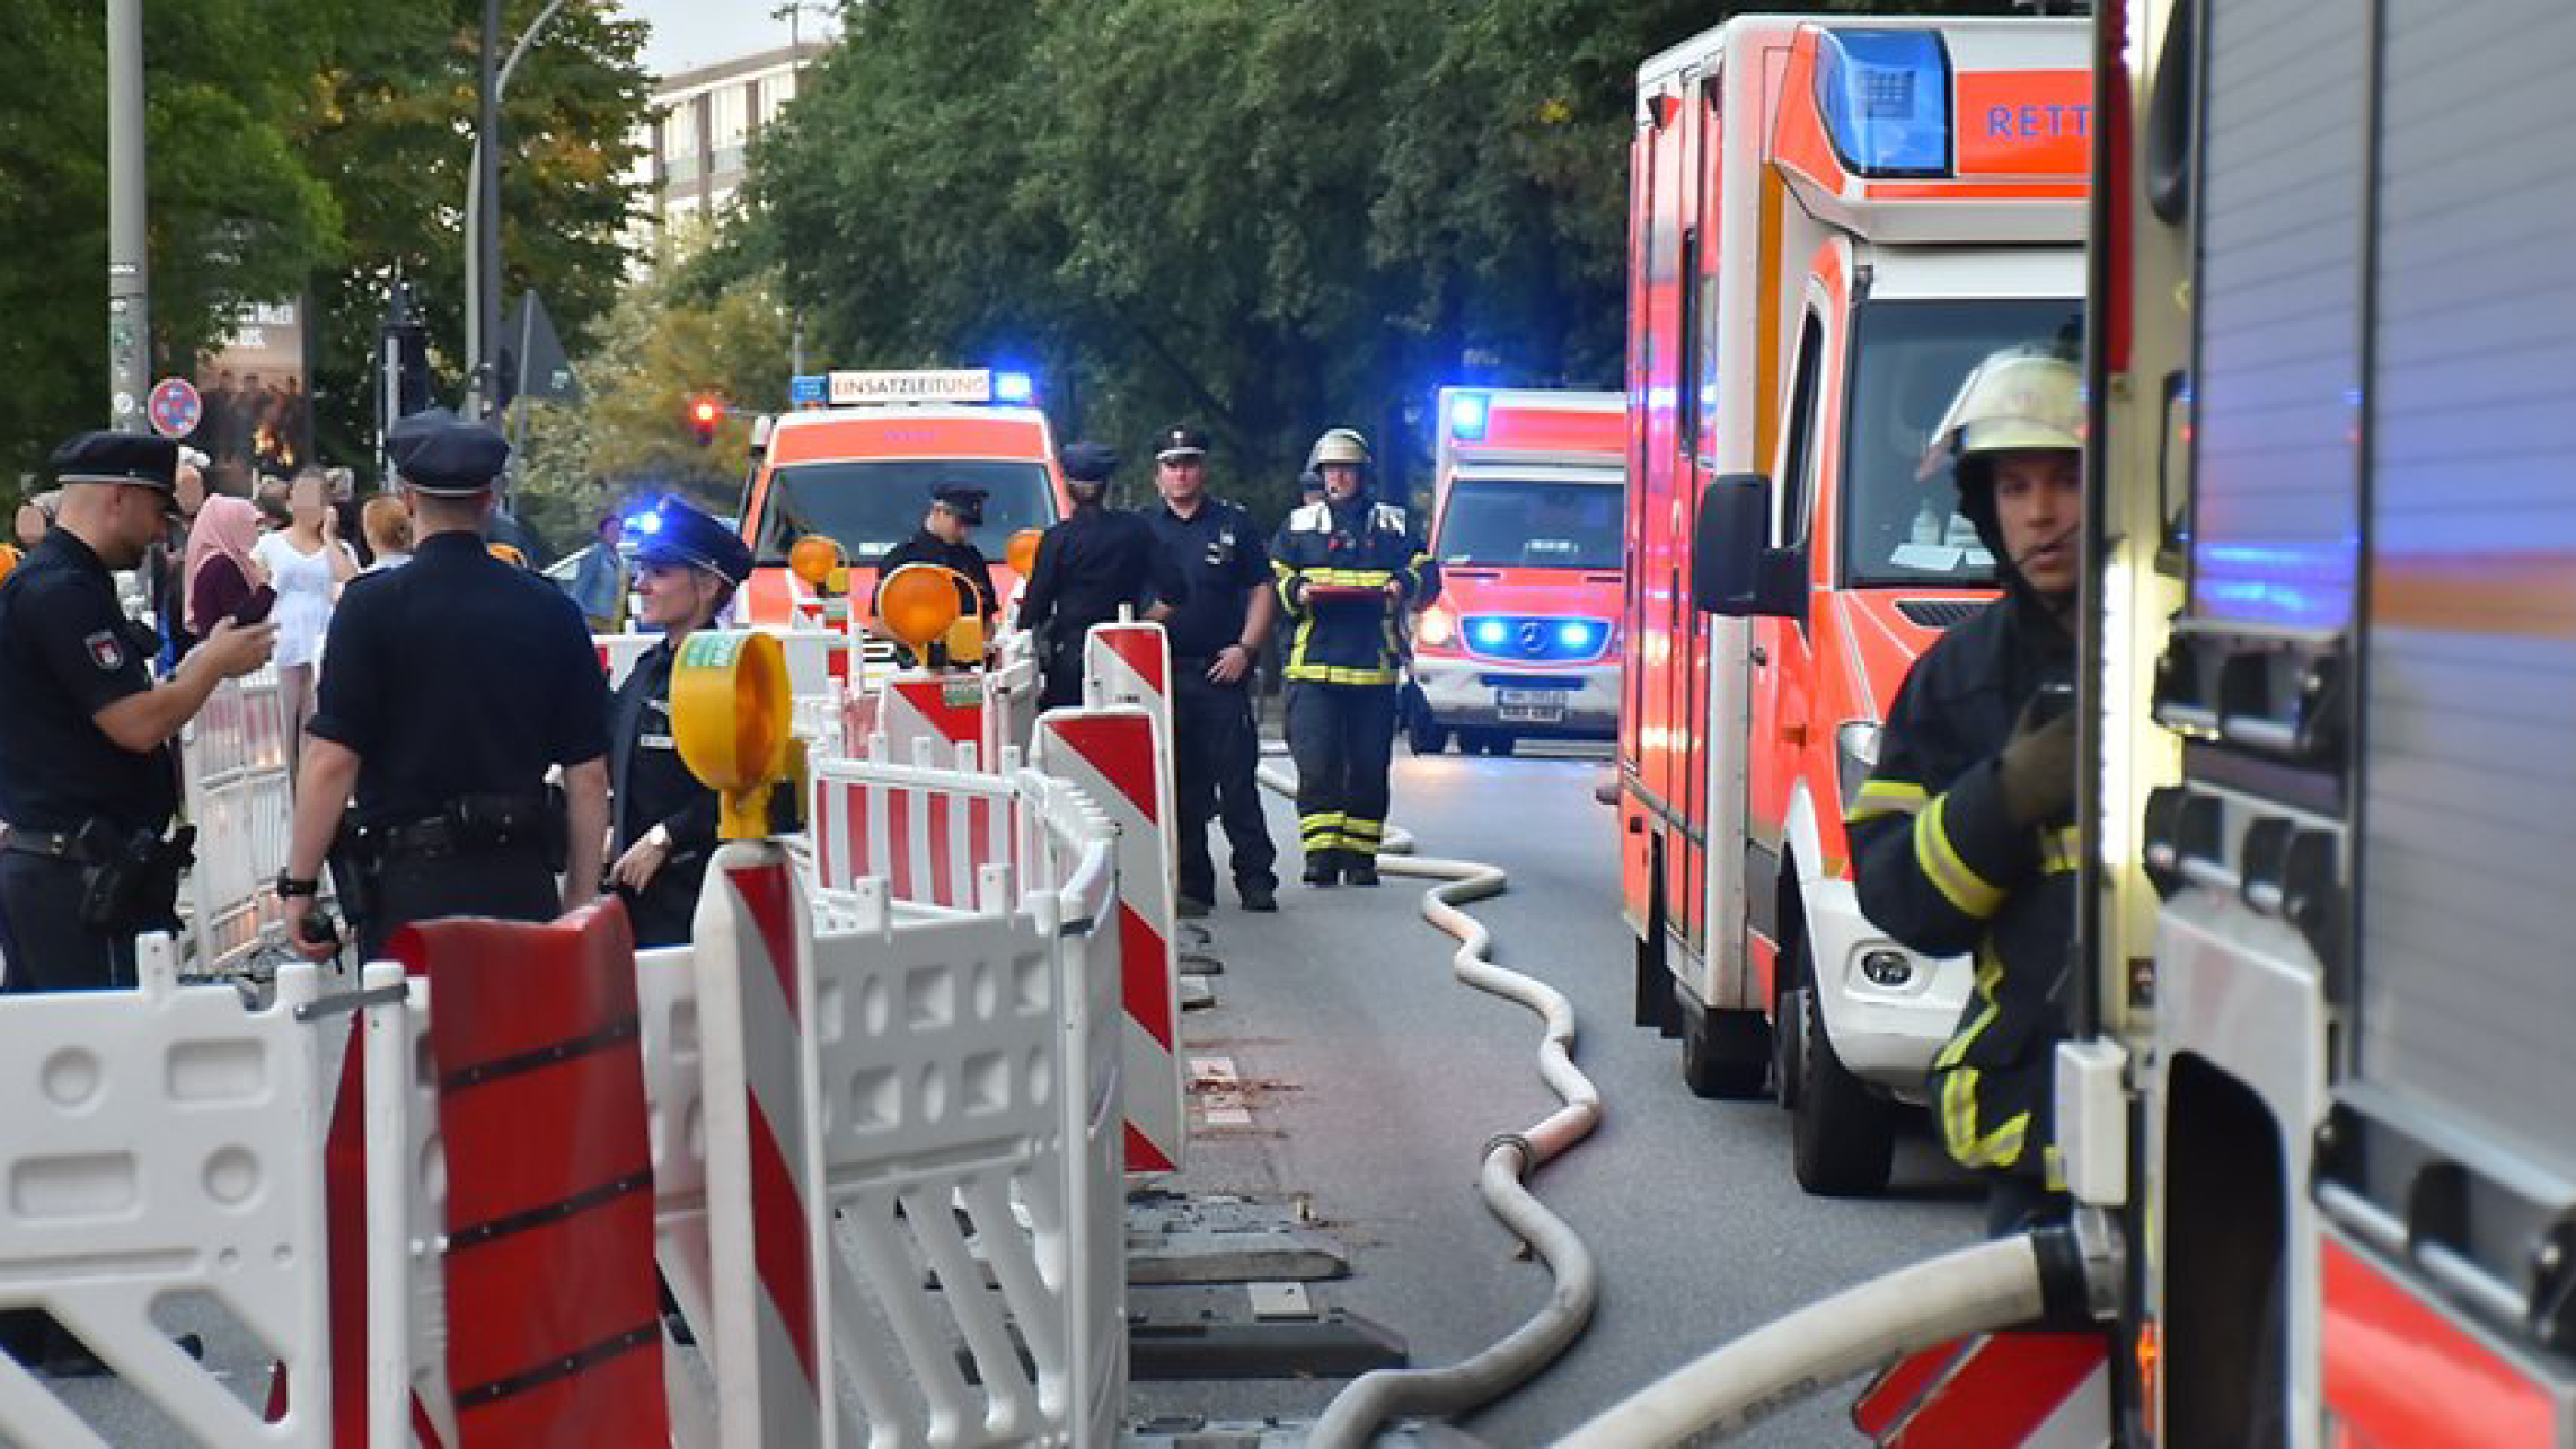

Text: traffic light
xmin=687 ymin=395 xmax=722 ymax=446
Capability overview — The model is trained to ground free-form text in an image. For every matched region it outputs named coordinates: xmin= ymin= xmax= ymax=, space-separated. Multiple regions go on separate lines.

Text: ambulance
xmin=736 ymin=367 xmax=1071 ymax=641
xmin=1620 ymin=14 xmax=2090 ymax=1195
xmin=1405 ymin=387 xmax=1626 ymax=755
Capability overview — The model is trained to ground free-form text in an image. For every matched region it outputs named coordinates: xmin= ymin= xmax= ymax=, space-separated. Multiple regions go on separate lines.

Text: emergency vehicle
xmin=1620 ymin=14 xmax=2090 ymax=1194
xmin=736 ymin=367 xmax=1070 ymax=641
xmin=1405 ymin=388 xmax=1626 ymax=755
xmin=1858 ymin=0 xmax=2576 ymax=1440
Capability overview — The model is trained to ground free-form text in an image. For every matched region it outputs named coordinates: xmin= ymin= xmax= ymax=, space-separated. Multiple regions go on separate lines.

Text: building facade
xmin=631 ymin=41 xmax=826 ymax=256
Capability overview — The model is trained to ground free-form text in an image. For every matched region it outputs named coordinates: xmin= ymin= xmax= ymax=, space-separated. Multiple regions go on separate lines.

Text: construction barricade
xmin=180 ymin=665 xmax=295 ymax=977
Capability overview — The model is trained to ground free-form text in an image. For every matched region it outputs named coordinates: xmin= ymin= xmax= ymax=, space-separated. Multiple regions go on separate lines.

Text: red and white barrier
xmin=810 ymin=742 xmax=1018 ymax=912
xmin=1035 ymin=703 xmax=1187 ymax=1175
xmin=181 ymin=666 xmax=294 ymax=976
xmin=878 ymin=672 xmax=985 ymax=763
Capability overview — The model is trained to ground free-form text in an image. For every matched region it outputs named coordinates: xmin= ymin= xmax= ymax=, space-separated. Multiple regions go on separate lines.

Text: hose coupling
xmin=1483 ymin=1133 xmax=1535 ymax=1173
xmin=2031 ymin=1204 xmax=2126 ymax=1326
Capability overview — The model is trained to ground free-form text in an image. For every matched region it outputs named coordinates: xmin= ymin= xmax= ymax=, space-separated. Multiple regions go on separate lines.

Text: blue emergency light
xmin=1449 ymin=392 xmax=1490 ymax=441
xmin=1558 ymin=621 xmax=1597 ymax=650
xmin=1472 ymin=620 xmax=1510 ymax=650
xmin=1815 ymin=29 xmax=1951 ymax=178
xmin=627 ymin=508 xmax=663 ymax=536
xmin=993 ymin=371 xmax=1036 ymax=404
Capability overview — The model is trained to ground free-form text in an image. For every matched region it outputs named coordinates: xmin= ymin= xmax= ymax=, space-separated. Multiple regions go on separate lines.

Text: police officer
xmin=604 ymin=500 xmax=752 ymax=948
xmin=0 ymin=432 xmax=276 ymax=994
xmin=1017 ymin=442 xmax=1187 ymax=709
xmin=1271 ymin=428 xmax=1438 ymax=887
xmin=871 ymin=484 xmax=1000 ymax=665
xmin=1845 ymin=348 xmax=2082 ymax=1231
xmin=1143 ymin=426 xmax=1278 ymax=914
xmin=0 ymin=432 xmax=273 ymax=1377
xmin=282 ymin=409 xmax=611 ymax=962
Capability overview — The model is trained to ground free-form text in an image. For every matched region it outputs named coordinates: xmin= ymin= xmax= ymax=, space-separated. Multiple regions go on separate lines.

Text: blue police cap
xmin=1060 ymin=442 xmax=1119 ymax=485
xmin=1154 ymin=425 xmax=1210 ymax=462
xmin=386 ymin=408 xmax=511 ymax=496
xmin=930 ymin=483 xmax=988 ymax=525
xmin=51 ymin=431 xmax=178 ymax=495
xmin=631 ymin=499 xmax=753 ymax=584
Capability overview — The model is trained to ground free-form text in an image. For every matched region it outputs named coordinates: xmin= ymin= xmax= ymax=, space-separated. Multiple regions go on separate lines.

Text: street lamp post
xmin=107 ymin=0 xmax=149 ymax=432
xmin=463 ymin=0 xmax=570 ymax=420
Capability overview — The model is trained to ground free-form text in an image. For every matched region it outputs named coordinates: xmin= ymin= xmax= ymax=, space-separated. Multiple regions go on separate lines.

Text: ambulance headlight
xmin=1449 ymin=393 xmax=1489 ymax=441
xmin=994 ymin=371 xmax=1036 ymax=404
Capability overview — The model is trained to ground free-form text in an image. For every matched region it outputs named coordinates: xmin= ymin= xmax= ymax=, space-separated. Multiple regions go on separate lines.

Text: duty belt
xmin=368 ymin=801 xmax=551 ymax=861
xmin=0 ymin=825 xmax=104 ymax=866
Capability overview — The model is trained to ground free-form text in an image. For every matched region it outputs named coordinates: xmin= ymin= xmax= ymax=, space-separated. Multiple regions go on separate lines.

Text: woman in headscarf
xmin=184 ymin=494 xmax=269 ymax=647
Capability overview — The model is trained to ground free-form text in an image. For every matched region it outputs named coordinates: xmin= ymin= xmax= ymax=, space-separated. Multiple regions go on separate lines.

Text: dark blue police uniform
xmin=1018 ymin=443 xmax=1188 ymax=709
xmin=1143 ymin=427 xmax=1277 ymax=909
xmin=607 ymin=502 xmax=751 ymax=948
xmin=308 ymin=411 xmax=610 ymax=960
xmin=871 ymin=485 xmax=1000 ymax=668
xmin=0 ymin=434 xmax=186 ymax=995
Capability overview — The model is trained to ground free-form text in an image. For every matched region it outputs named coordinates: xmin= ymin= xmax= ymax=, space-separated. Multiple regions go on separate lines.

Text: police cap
xmin=51 ymin=431 xmax=178 ymax=498
xmin=632 ymin=498 xmax=753 ymax=584
xmin=1154 ymin=426 xmax=1210 ymax=463
xmin=1060 ymin=442 xmax=1119 ymax=485
xmin=386 ymin=408 xmax=511 ymax=496
xmin=930 ymin=483 xmax=988 ymax=526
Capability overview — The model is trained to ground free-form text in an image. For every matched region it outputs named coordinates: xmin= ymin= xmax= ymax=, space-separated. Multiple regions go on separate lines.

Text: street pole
xmin=468 ymin=0 xmax=503 ymax=420
xmin=107 ymin=0 xmax=149 ymax=433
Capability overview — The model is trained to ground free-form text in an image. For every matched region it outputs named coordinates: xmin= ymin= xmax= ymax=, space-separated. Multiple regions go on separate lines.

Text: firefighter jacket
xmin=1845 ymin=592 xmax=2076 ymax=1176
xmin=1271 ymin=493 xmax=1438 ymax=686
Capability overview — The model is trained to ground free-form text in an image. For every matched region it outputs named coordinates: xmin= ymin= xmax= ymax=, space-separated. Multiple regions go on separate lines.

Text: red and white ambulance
xmin=1621 ymin=14 xmax=2089 ymax=1194
xmin=737 ymin=367 xmax=1070 ymax=636
xmin=1405 ymin=387 xmax=1627 ymax=755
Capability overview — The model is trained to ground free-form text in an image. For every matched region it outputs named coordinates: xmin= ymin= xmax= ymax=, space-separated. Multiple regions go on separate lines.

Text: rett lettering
xmin=1986 ymin=103 xmax=2090 ymax=139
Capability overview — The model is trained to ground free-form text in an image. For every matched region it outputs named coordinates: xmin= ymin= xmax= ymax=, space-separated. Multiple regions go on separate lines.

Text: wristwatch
xmin=275 ymin=873 xmax=319 ymax=899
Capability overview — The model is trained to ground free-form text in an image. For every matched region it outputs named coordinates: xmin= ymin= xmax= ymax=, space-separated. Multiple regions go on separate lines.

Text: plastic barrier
xmin=984 ymin=629 xmax=1042 ymax=765
xmin=181 ymin=665 xmax=294 ymax=976
xmin=879 ymin=672 xmax=986 ymax=762
xmin=0 ymin=937 xmax=336 ymax=1446
xmin=1035 ymin=704 xmax=1186 ymax=1176
xmin=810 ymin=740 xmax=1019 ymax=912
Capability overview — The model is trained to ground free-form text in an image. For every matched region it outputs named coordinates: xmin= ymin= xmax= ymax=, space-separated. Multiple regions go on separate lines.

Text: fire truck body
xmin=736 ymin=369 xmax=1070 ymax=630
xmin=1408 ymin=387 xmax=1626 ymax=755
xmin=1623 ymin=14 xmax=2092 ymax=1194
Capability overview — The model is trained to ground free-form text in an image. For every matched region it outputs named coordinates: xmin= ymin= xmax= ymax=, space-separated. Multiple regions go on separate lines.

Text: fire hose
xmin=1254 ymin=755 xmax=1604 ymax=1447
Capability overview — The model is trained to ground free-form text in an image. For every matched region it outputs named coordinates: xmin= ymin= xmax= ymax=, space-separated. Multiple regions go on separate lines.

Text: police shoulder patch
xmin=86 ymin=629 xmax=124 ymax=671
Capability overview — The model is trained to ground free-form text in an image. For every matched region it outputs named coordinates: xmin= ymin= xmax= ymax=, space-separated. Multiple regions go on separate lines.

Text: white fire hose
xmin=1255 ymin=755 xmax=1604 ymax=1447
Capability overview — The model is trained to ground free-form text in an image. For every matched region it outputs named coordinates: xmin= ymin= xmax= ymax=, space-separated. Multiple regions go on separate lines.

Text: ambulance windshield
xmin=755 ymin=458 xmax=1055 ymax=566
xmin=1841 ymin=297 xmax=2084 ymax=587
xmin=1434 ymin=478 xmax=1623 ymax=570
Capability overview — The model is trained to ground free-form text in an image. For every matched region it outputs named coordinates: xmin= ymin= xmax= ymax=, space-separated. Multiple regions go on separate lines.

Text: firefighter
xmin=1271 ymin=428 xmax=1438 ymax=887
xmin=1845 ymin=348 xmax=2081 ymax=1232
xmin=604 ymin=500 xmax=753 ymax=949
xmin=1016 ymin=442 xmax=1184 ymax=710
xmin=1142 ymin=425 xmax=1279 ymax=914
xmin=282 ymin=409 xmax=612 ymax=963
xmin=870 ymin=484 xmax=999 ymax=667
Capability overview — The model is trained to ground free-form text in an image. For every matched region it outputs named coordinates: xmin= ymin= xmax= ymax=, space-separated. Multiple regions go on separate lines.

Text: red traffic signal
xmin=687 ymin=395 xmax=722 ymax=445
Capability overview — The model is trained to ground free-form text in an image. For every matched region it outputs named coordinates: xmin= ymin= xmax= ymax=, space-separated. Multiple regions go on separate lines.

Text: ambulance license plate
xmin=1497 ymin=688 xmax=1559 ymax=707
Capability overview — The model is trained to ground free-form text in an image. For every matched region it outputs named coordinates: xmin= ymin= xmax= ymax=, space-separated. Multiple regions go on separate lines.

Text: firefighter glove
xmin=1997 ymin=702 xmax=2076 ymax=828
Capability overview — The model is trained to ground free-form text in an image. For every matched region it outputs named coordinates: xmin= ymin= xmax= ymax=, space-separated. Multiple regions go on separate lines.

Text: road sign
xmin=146 ymin=376 xmax=202 ymax=439
xmin=788 ymin=374 xmax=827 ymax=407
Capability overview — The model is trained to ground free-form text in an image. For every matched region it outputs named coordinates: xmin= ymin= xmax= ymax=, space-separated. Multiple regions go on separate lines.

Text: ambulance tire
xmin=1787 ymin=942 xmax=1896 ymax=1196
xmin=1407 ymin=712 xmax=1451 ymax=754
xmin=1681 ymin=1003 xmax=1769 ymax=1099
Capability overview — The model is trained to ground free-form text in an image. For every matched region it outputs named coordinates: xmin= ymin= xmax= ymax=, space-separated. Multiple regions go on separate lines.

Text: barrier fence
xmin=180 ymin=666 xmax=294 ymax=977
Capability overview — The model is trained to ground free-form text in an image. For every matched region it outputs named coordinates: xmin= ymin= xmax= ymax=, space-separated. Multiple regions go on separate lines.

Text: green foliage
xmin=0 ymin=0 xmax=646 ymax=488
xmin=719 ymin=0 xmax=2021 ymax=521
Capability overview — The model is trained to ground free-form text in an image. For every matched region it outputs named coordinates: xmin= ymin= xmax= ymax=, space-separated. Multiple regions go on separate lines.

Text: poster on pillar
xmin=193 ymin=299 xmax=312 ymax=493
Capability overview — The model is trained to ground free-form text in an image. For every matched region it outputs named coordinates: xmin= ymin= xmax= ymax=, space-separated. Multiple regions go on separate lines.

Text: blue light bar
xmin=1449 ymin=392 xmax=1489 ymax=441
xmin=993 ymin=371 xmax=1036 ymax=404
xmin=1558 ymin=621 xmax=1594 ymax=650
xmin=1815 ymin=29 xmax=1950 ymax=178
xmin=1472 ymin=620 xmax=1510 ymax=649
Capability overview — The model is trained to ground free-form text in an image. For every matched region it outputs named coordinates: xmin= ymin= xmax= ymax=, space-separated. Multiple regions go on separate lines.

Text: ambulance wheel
xmin=1408 ymin=714 xmax=1451 ymax=754
xmin=1681 ymin=1004 xmax=1769 ymax=1100
xmin=1788 ymin=945 xmax=1896 ymax=1196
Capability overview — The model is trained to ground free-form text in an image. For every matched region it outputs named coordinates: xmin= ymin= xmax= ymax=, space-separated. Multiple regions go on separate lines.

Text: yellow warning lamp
xmin=875 ymin=561 xmax=966 ymax=657
xmin=488 ymin=543 xmax=529 ymax=568
xmin=788 ymin=534 xmax=845 ymax=597
xmin=671 ymin=629 xmax=794 ymax=840
xmin=1006 ymin=527 xmax=1043 ymax=578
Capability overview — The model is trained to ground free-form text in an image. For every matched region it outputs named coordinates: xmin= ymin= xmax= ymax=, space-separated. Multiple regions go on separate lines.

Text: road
xmin=1130 ymin=736 xmax=1984 ymax=1444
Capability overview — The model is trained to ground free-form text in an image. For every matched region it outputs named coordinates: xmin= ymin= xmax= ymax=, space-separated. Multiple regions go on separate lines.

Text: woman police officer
xmin=604 ymin=500 xmax=753 ymax=948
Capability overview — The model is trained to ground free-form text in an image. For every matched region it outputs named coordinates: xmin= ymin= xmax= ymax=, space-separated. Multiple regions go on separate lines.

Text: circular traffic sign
xmin=146 ymin=377 xmax=202 ymax=440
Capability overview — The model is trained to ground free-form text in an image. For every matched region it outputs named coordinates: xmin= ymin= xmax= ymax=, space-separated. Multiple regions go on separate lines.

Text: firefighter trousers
xmin=1172 ymin=670 xmax=1276 ymax=901
xmin=1934 ymin=1046 xmax=2062 ymax=1227
xmin=1286 ymin=681 xmax=1396 ymax=865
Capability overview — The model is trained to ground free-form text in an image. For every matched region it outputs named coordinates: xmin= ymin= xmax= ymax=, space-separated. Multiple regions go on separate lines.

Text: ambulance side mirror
xmin=1692 ymin=473 xmax=1802 ymax=618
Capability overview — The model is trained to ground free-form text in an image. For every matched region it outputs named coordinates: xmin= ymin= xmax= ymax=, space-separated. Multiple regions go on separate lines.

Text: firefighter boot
xmin=1343 ymin=849 xmax=1380 ymax=887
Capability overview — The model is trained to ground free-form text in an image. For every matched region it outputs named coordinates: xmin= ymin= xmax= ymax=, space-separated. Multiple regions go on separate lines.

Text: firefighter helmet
xmin=1307 ymin=428 xmax=1370 ymax=470
xmin=1934 ymin=349 xmax=2082 ymax=464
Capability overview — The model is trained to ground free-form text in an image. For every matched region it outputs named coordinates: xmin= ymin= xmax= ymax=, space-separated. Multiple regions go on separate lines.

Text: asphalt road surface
xmin=1128 ymin=734 xmax=1984 ymax=1444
